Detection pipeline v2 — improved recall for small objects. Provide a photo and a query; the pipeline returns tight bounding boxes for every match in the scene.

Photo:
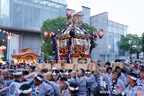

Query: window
[114,27,118,34]
[109,36,114,51]
[114,38,119,51]
[100,55,105,62]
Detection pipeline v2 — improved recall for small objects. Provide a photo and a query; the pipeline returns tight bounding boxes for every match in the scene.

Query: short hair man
[59,77,70,96]
[31,74,55,96]
[117,73,140,96]
[68,83,79,96]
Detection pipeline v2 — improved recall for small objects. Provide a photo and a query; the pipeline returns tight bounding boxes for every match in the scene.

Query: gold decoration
[50,30,55,37]
[68,13,83,25]
[93,29,98,36]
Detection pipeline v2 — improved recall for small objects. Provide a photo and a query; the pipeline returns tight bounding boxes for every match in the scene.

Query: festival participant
[123,65,130,77]
[130,63,140,78]
[8,69,14,81]
[52,70,60,84]
[5,70,36,96]
[31,74,55,96]
[0,71,10,96]
[97,68,125,96]
[95,67,106,87]
[59,69,64,78]
[67,71,77,84]
[29,66,35,73]
[85,70,97,96]
[117,73,141,96]
[47,70,61,96]
[105,67,112,77]
[105,62,111,68]
[68,83,79,96]
[64,69,72,80]
[59,77,70,96]
[115,66,127,86]
[7,70,27,96]
[76,68,87,96]
[137,68,144,87]
[40,68,48,74]
[18,84,32,96]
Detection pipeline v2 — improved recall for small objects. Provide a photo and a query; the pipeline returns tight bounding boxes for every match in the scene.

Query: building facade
[0,0,67,61]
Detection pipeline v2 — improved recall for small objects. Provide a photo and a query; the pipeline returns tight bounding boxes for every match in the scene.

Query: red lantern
[66,9,71,17]
[44,31,49,38]
[99,29,104,38]
[0,50,2,55]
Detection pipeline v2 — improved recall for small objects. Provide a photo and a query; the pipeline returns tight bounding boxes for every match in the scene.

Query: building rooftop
[109,20,128,27]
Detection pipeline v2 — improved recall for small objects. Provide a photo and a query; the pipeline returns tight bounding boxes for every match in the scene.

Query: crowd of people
[0,61,144,96]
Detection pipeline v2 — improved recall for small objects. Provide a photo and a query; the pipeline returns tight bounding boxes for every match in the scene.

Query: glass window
[109,36,114,51]
[23,2,33,29]
[34,4,42,26]
[114,38,119,51]
[114,27,118,34]
[43,6,51,21]
[13,1,23,28]
[0,0,10,26]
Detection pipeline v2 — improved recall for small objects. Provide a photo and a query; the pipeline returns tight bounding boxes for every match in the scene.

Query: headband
[52,71,59,75]
[65,71,70,75]
[13,72,22,75]
[60,80,67,84]
[34,74,43,81]
[18,88,32,94]
[128,75,137,80]
[69,86,79,91]
[85,71,91,74]
[112,72,118,74]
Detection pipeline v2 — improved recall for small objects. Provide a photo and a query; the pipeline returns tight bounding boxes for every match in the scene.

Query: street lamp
[8,36,11,40]
[108,45,111,49]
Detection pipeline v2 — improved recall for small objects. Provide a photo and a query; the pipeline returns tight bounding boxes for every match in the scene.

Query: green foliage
[141,33,144,52]
[41,16,97,57]
[118,34,142,54]
[41,17,67,57]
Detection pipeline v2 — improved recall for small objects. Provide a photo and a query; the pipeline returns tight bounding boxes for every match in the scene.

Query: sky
[67,0,144,37]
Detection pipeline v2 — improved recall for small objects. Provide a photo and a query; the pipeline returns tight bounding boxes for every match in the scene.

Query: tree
[119,34,142,60]
[141,33,144,60]
[41,16,97,58]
